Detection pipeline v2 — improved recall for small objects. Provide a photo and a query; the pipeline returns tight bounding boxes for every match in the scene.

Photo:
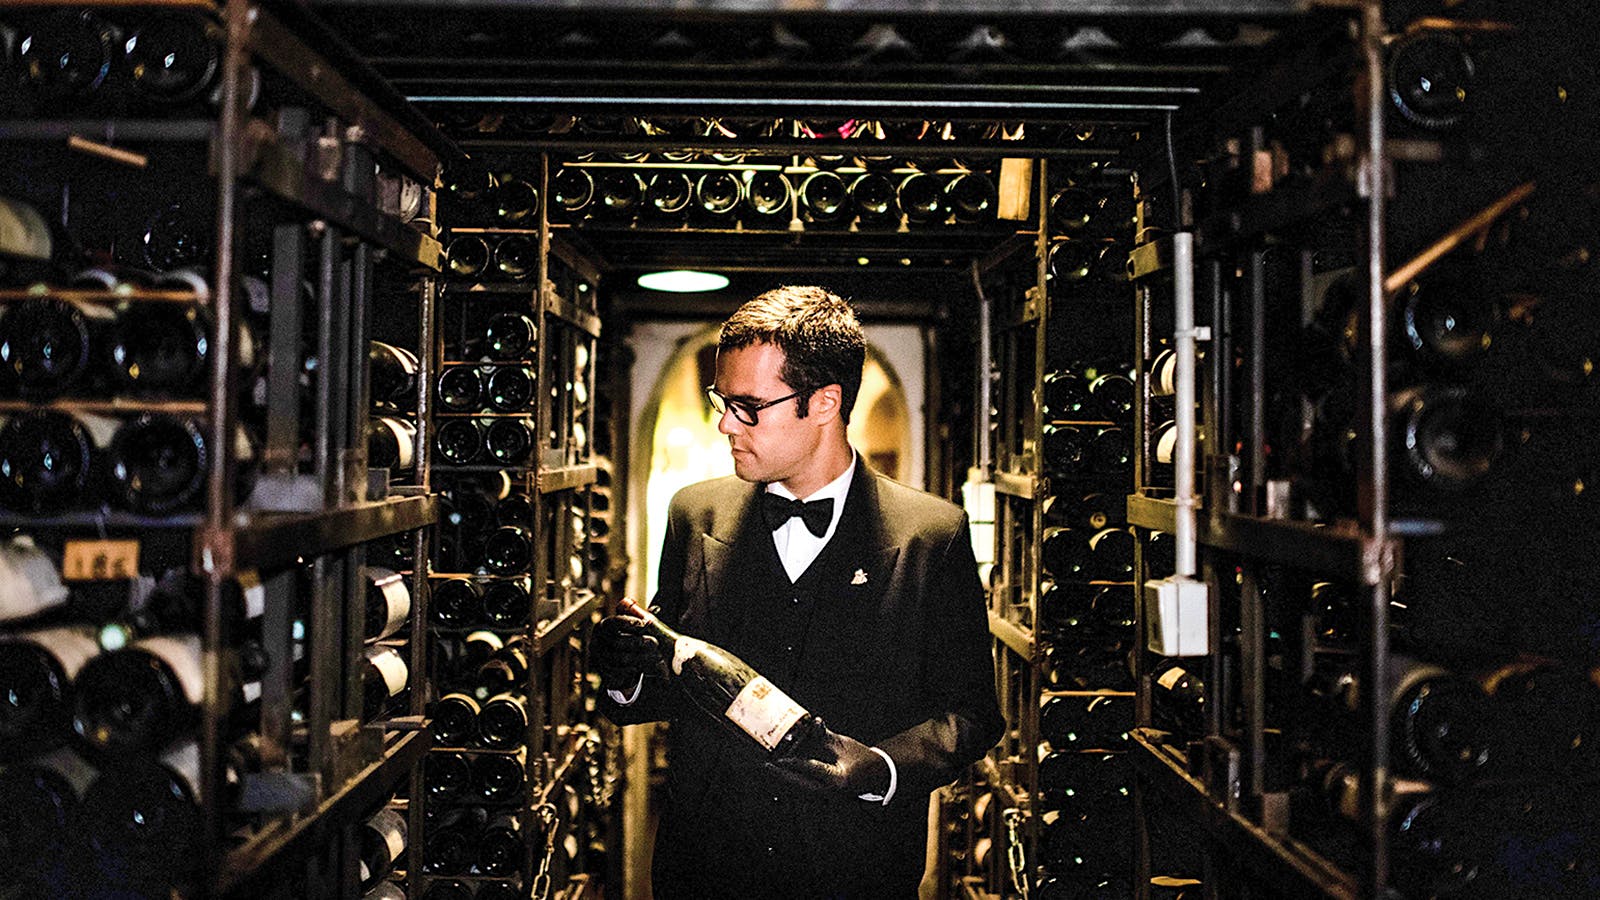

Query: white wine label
[242,679,261,704]
[374,807,407,863]
[366,646,409,697]
[672,636,707,676]
[0,196,51,261]
[4,625,101,679]
[139,634,205,704]
[376,418,416,469]
[366,567,412,641]
[1157,423,1179,465]
[1157,666,1186,691]
[725,676,808,752]
[0,536,70,620]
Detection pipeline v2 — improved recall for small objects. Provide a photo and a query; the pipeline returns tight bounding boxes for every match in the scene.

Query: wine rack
[0,1,453,896]
[1124,2,1600,899]
[417,147,617,900]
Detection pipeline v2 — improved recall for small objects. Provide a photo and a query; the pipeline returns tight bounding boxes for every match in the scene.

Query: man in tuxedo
[595,285,1004,899]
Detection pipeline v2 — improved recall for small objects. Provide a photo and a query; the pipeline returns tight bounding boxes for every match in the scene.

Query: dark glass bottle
[0,410,100,514]
[0,298,109,400]
[1039,749,1130,810]
[946,172,997,223]
[1085,527,1135,582]
[850,172,898,224]
[474,752,526,802]
[105,300,213,395]
[485,418,535,465]
[1087,372,1135,421]
[800,171,849,224]
[481,579,531,626]
[898,173,946,224]
[1386,31,1474,131]
[123,13,221,108]
[0,745,93,875]
[1040,693,1132,751]
[745,171,794,223]
[551,168,596,220]
[1086,426,1132,476]
[421,880,473,900]
[1048,187,1095,234]
[369,340,420,410]
[476,635,531,697]
[617,596,821,755]
[16,10,119,108]
[1041,527,1087,581]
[1042,370,1090,420]
[647,172,693,218]
[1042,424,1086,477]
[1039,580,1095,635]
[361,644,408,720]
[493,235,538,281]
[484,312,537,360]
[430,577,483,627]
[422,805,480,874]
[1392,384,1502,492]
[366,415,417,472]
[431,692,479,746]
[695,171,743,218]
[1048,241,1094,283]
[71,633,205,758]
[482,525,534,575]
[486,367,535,413]
[478,811,526,876]
[0,625,99,761]
[80,741,209,889]
[596,171,647,220]
[139,202,211,273]
[104,414,213,514]
[478,692,529,750]
[437,367,485,414]
[445,236,490,279]
[1151,659,1207,739]
[494,178,539,224]
[363,566,411,643]
[424,751,472,801]
[358,807,407,891]
[435,419,484,465]
[444,164,497,202]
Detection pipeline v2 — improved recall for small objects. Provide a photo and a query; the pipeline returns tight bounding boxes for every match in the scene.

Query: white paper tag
[1157,666,1185,691]
[725,676,808,752]
[672,636,706,676]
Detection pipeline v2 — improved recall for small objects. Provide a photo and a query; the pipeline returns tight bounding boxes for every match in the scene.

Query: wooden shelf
[1129,728,1359,900]
[228,494,439,573]
[217,728,432,897]
[537,463,599,494]
[988,611,1036,662]
[533,590,602,655]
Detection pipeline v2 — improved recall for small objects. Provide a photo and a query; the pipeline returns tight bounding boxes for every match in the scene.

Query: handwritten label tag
[62,539,140,582]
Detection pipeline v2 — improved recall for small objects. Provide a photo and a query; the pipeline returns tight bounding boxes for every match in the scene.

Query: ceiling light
[637,270,730,293]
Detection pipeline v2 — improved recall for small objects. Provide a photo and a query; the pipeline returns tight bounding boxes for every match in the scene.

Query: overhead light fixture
[637,270,730,293]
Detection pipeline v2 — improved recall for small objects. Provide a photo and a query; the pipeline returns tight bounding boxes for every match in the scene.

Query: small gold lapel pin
[851,569,869,585]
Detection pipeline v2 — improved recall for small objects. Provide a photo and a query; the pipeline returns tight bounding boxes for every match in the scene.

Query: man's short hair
[719,285,867,423]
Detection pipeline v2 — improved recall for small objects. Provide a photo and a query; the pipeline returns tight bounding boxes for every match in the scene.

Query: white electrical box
[1144,576,1210,656]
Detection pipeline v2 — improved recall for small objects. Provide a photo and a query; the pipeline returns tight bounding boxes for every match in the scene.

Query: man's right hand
[591,614,666,687]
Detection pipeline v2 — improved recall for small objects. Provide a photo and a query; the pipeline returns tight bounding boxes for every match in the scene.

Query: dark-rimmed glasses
[705,385,814,427]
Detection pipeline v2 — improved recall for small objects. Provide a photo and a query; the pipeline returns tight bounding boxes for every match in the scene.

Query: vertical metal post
[1172,232,1199,579]
[1359,2,1393,897]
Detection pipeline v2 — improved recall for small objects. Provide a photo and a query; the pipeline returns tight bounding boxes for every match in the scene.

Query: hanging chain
[530,801,560,900]
[1003,807,1030,900]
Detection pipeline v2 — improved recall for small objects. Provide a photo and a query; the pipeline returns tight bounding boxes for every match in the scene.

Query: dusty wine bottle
[616,596,819,754]
[358,806,408,891]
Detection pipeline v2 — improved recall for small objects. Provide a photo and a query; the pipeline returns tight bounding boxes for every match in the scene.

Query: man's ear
[811,384,843,422]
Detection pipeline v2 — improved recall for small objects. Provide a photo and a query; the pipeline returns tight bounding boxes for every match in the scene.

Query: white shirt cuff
[606,673,644,705]
[857,747,897,806]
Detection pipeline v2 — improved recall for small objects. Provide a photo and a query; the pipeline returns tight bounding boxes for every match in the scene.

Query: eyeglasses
[705,385,814,427]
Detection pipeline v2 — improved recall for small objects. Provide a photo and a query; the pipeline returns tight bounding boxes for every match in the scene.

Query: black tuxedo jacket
[601,457,1004,899]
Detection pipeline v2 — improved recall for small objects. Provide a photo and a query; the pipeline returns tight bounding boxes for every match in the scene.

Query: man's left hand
[768,719,891,803]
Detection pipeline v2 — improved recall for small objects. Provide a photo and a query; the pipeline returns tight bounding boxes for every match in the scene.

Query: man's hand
[591,614,665,687]
[768,719,893,803]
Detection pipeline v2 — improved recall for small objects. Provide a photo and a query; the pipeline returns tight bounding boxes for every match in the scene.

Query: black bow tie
[762,493,834,538]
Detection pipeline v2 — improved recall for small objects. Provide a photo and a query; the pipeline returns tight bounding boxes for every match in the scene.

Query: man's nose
[716,407,741,435]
